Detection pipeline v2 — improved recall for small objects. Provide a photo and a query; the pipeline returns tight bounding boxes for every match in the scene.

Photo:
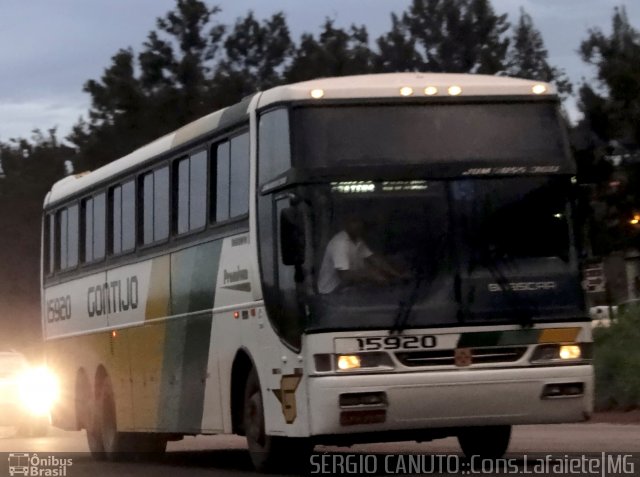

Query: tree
[375,13,423,72]
[506,9,572,95]
[286,20,375,82]
[217,12,292,94]
[68,0,225,171]
[0,130,75,345]
[580,6,640,146]
[404,0,510,74]
[577,7,640,254]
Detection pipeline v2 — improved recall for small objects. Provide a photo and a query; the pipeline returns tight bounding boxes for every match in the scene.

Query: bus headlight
[17,367,59,416]
[334,353,395,372]
[559,345,581,360]
[531,344,589,364]
[337,355,361,370]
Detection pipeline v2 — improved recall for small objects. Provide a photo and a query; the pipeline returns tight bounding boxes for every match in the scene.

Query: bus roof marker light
[532,84,547,95]
[310,88,325,99]
[424,86,438,96]
[399,86,414,97]
[448,85,462,96]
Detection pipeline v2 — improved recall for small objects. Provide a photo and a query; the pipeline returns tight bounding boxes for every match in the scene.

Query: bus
[42,73,593,471]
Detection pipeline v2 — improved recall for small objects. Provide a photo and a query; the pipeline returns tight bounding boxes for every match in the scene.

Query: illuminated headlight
[337,355,361,370]
[17,367,59,416]
[531,344,589,363]
[559,345,581,360]
[331,353,394,372]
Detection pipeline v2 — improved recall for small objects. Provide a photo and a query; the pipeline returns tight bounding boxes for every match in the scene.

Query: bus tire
[86,388,105,460]
[95,376,130,461]
[243,368,312,472]
[457,425,511,459]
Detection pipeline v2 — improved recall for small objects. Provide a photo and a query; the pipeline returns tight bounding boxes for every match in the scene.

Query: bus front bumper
[307,365,593,436]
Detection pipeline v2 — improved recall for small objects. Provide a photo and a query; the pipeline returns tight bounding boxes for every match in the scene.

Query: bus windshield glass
[292,102,569,170]
[303,177,580,331]
[453,177,571,268]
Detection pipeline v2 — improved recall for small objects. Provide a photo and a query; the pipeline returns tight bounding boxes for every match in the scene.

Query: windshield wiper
[391,266,425,334]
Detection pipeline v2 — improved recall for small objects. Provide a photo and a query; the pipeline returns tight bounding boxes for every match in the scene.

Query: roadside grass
[593,308,640,410]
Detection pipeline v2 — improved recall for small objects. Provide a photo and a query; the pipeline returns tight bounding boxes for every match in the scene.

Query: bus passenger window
[176,151,207,234]
[57,205,78,270]
[67,204,79,269]
[111,186,122,254]
[111,181,136,255]
[230,133,249,217]
[47,214,55,275]
[141,168,169,244]
[154,167,169,241]
[212,133,249,224]
[83,194,105,262]
[121,181,135,251]
[176,158,190,234]
[58,209,67,270]
[83,198,93,261]
[142,173,154,244]
[93,193,106,260]
[190,151,207,230]
[214,142,230,222]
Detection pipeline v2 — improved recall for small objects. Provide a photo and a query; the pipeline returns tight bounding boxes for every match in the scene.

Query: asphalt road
[0,422,639,476]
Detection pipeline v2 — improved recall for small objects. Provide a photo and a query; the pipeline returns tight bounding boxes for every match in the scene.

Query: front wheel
[458,425,512,459]
[243,368,312,472]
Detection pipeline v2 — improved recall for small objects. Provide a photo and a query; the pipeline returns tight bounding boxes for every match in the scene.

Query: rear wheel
[458,425,512,459]
[243,368,312,472]
[89,375,166,461]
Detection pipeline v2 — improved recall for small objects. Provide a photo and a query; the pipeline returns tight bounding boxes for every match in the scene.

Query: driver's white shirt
[318,231,373,294]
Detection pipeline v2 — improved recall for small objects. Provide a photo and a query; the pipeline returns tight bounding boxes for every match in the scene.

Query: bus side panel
[154,241,220,432]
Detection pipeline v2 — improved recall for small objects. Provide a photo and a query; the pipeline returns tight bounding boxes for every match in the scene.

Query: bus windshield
[303,177,581,331]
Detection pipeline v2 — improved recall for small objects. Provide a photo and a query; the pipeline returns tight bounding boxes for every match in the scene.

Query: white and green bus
[42,73,593,471]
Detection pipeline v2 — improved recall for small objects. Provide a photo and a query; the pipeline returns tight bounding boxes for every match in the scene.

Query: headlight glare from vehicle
[17,366,59,416]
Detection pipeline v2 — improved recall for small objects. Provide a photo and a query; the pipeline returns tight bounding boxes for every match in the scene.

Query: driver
[317,216,407,294]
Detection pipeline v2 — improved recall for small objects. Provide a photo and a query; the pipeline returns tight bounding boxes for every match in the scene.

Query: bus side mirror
[280,207,305,266]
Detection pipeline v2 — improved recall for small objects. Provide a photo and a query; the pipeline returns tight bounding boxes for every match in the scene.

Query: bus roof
[45,73,555,208]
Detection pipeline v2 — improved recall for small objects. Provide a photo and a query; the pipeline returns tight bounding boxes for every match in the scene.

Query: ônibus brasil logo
[8,453,72,476]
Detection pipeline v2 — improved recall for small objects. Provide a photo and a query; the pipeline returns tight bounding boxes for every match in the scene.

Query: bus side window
[82,194,106,263]
[57,204,78,271]
[175,151,207,234]
[211,132,249,224]
[230,133,249,217]
[213,141,230,223]
[141,167,169,245]
[111,180,136,254]
[46,213,55,275]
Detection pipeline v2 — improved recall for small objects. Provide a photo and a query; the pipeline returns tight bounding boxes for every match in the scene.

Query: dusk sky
[0,0,638,142]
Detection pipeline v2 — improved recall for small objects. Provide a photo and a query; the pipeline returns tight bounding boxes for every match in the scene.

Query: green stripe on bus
[158,239,222,432]
[457,329,540,348]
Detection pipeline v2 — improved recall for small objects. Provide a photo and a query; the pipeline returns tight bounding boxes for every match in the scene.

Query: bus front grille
[395,346,528,367]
